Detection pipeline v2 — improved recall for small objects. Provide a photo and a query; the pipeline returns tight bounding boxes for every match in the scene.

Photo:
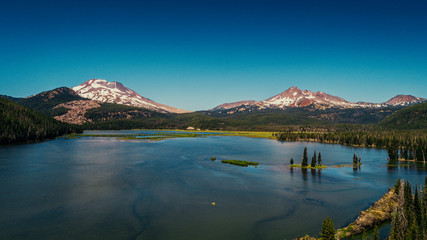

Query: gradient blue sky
[1,0,426,111]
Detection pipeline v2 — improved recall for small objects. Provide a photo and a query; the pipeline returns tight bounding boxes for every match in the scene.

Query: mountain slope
[213,87,424,110]
[384,95,425,106]
[0,97,82,144]
[14,87,85,117]
[264,86,354,108]
[72,79,191,113]
[379,102,427,129]
[214,100,257,110]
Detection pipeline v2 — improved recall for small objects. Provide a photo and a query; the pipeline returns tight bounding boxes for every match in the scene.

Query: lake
[0,130,425,240]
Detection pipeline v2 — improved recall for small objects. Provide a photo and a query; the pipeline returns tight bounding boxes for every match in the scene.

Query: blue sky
[1,0,426,111]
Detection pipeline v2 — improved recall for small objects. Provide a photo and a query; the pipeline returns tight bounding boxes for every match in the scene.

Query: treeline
[0,97,82,144]
[296,147,323,167]
[314,178,427,240]
[276,129,427,161]
[389,178,427,240]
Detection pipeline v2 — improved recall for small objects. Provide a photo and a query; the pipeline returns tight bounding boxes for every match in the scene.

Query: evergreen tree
[361,230,368,240]
[409,149,415,160]
[394,179,402,194]
[302,147,308,167]
[311,150,317,167]
[390,209,402,240]
[404,182,413,220]
[393,179,408,240]
[318,152,322,166]
[422,178,427,239]
[290,158,294,165]
[403,148,408,160]
[414,186,422,236]
[373,225,379,240]
[320,216,336,240]
[406,219,418,240]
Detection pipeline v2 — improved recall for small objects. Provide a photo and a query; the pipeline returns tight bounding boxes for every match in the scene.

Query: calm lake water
[0,130,426,240]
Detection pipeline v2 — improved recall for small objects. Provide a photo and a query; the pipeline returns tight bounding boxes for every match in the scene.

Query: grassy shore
[166,129,278,139]
[68,129,278,141]
[289,164,327,169]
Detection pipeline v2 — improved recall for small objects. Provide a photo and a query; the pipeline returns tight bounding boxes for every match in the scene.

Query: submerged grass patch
[225,131,277,139]
[289,164,327,169]
[221,160,259,167]
[70,132,220,141]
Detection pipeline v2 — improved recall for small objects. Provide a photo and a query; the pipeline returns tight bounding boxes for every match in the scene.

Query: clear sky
[1,0,426,111]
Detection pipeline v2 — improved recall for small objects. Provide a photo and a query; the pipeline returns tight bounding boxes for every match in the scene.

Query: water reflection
[387,159,427,173]
[353,164,361,173]
[0,132,425,240]
[301,168,308,181]
[311,168,316,177]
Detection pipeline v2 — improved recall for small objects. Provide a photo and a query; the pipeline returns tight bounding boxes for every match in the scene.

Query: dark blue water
[0,131,425,240]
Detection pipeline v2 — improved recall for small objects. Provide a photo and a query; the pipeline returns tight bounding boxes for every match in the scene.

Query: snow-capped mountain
[384,95,425,106]
[72,79,191,113]
[263,86,355,108]
[213,87,425,110]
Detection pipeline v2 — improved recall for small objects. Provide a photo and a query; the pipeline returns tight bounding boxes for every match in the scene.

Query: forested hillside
[13,87,85,117]
[379,102,427,129]
[0,97,82,144]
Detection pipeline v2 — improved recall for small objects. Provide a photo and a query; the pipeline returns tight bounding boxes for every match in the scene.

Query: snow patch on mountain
[72,79,191,113]
[213,86,425,110]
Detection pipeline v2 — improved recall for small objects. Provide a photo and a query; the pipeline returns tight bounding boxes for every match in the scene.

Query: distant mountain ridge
[72,79,191,113]
[213,87,425,111]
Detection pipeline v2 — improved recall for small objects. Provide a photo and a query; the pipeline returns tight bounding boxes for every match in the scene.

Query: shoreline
[336,188,398,239]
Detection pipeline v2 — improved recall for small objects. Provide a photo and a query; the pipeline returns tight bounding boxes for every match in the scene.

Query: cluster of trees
[387,137,426,162]
[296,147,322,167]
[0,97,82,144]
[389,178,427,240]
[317,178,427,240]
[353,153,361,164]
[319,217,380,240]
[277,130,427,162]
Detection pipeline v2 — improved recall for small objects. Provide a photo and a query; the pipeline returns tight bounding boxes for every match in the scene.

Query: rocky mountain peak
[385,95,425,106]
[72,79,191,113]
[212,87,425,111]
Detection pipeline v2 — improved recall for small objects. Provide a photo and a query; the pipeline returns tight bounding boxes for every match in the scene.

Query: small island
[289,148,364,170]
[221,160,259,167]
[289,147,326,169]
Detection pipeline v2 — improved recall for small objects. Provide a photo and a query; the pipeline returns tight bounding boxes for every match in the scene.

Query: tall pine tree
[373,225,379,240]
[311,150,317,167]
[302,147,308,167]
[353,153,358,164]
